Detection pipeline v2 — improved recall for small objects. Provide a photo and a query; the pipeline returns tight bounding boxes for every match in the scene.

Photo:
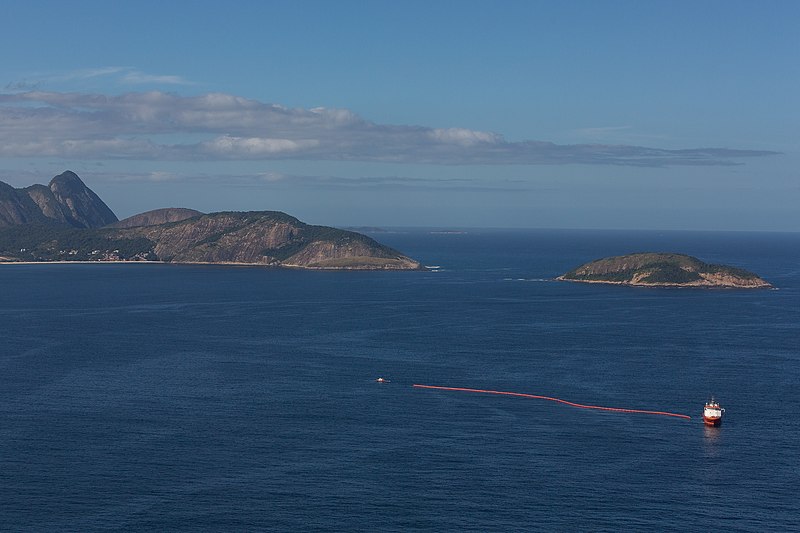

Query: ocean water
[1,229,798,531]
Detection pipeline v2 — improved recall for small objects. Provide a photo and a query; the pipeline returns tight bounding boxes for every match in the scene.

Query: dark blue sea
[1,229,798,532]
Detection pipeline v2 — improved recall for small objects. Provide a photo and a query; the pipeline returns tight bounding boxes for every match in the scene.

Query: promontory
[0,171,422,270]
[558,252,770,288]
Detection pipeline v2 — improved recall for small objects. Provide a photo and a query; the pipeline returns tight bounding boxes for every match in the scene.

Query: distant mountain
[0,171,118,228]
[109,208,203,228]
[0,172,422,270]
[558,252,770,288]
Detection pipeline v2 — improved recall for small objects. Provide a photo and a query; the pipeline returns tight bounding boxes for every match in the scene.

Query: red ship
[703,398,724,426]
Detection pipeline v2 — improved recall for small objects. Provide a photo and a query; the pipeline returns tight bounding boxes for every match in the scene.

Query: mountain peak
[0,171,118,228]
[50,170,81,182]
[48,170,85,192]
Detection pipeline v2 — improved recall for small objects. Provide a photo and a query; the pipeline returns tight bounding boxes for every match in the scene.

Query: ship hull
[703,401,723,426]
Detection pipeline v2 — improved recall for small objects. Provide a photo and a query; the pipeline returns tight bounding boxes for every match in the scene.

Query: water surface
[1,229,798,531]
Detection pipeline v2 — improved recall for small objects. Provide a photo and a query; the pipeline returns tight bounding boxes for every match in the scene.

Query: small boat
[376,377,390,383]
[703,398,724,426]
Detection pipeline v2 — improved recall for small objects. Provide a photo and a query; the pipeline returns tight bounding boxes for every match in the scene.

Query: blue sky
[1,1,797,230]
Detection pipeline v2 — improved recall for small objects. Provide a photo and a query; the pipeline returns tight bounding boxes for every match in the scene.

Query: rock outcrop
[0,171,118,228]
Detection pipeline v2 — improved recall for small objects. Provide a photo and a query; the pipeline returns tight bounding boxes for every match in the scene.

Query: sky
[1,1,798,231]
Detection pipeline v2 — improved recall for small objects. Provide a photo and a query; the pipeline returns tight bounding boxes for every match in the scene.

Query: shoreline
[0,260,168,266]
[555,276,772,289]
[0,260,423,271]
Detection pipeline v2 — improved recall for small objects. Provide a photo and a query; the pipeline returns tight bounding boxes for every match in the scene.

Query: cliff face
[0,181,47,226]
[0,171,118,228]
[559,252,770,288]
[48,171,119,228]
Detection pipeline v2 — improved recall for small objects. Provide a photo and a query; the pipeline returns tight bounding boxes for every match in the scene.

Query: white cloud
[430,128,502,146]
[201,136,320,156]
[309,107,361,125]
[0,90,778,166]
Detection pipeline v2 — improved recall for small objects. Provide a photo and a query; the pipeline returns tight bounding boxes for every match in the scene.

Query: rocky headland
[0,172,422,270]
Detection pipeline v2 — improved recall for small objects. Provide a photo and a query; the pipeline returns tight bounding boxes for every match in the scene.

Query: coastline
[555,276,772,289]
[0,260,167,266]
[0,260,423,271]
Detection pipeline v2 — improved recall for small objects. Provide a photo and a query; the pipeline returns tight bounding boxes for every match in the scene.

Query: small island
[558,252,771,289]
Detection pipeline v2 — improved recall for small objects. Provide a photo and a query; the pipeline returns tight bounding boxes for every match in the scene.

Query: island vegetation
[558,252,770,288]
[0,172,422,270]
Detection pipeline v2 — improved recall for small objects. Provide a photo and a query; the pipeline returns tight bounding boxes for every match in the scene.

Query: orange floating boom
[412,384,691,420]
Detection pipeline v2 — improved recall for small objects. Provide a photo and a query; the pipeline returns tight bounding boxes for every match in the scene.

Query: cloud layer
[0,90,777,166]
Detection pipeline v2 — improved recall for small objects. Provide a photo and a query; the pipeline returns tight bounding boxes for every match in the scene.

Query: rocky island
[0,171,422,270]
[558,252,770,289]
